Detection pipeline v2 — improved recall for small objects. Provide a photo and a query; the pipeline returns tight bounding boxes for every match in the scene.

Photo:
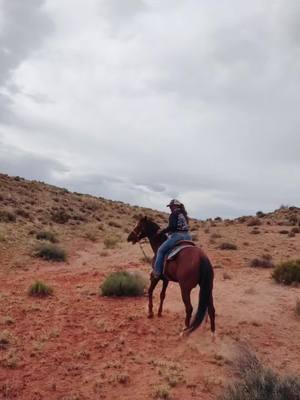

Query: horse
[127,216,215,335]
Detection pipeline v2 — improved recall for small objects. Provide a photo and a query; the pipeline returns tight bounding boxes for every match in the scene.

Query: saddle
[165,240,195,262]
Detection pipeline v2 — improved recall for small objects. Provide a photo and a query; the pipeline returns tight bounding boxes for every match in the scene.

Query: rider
[153,199,192,279]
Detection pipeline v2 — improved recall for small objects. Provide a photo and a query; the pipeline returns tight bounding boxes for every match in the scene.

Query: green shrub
[221,347,300,400]
[28,281,53,297]
[36,230,58,243]
[272,260,300,285]
[35,243,67,262]
[219,242,237,250]
[101,271,146,297]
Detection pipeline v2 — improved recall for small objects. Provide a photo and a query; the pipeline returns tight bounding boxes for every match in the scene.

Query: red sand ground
[1,225,300,400]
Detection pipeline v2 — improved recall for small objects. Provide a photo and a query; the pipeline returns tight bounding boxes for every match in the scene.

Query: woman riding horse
[153,199,192,279]
[127,210,215,335]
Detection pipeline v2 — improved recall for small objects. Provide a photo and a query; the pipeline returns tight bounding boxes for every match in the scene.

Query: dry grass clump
[153,386,170,399]
[250,254,274,268]
[108,220,122,228]
[0,210,16,223]
[36,230,58,243]
[84,231,98,242]
[291,227,300,234]
[28,281,53,297]
[272,260,300,285]
[0,330,11,349]
[51,209,70,224]
[100,271,146,297]
[104,235,120,249]
[247,218,262,227]
[211,233,222,239]
[219,242,237,250]
[35,243,67,261]
[279,230,289,234]
[221,346,300,400]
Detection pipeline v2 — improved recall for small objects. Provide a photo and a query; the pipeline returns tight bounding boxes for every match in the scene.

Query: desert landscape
[0,172,299,400]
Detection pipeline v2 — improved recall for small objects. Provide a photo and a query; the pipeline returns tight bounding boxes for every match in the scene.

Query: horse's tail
[188,256,214,333]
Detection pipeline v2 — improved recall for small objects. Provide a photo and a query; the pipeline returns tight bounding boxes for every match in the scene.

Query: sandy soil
[1,222,300,400]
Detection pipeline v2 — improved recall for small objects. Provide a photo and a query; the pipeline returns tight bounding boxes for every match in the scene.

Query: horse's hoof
[157,312,162,317]
[148,313,154,319]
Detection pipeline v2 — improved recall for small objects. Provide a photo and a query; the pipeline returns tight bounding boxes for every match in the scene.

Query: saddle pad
[166,244,195,260]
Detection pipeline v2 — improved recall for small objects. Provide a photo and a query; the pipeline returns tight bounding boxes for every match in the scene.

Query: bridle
[130,223,151,263]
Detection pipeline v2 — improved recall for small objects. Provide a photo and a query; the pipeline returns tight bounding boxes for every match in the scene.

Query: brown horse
[127,216,215,334]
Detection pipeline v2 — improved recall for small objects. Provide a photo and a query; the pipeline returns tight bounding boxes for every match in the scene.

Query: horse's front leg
[158,279,169,317]
[148,274,159,318]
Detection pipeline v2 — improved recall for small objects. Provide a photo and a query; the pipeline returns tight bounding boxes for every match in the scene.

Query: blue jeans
[154,231,192,275]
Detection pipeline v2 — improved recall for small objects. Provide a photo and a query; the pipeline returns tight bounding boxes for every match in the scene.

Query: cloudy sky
[0,0,299,218]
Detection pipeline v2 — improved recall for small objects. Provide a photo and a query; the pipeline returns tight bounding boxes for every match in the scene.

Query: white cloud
[0,0,299,218]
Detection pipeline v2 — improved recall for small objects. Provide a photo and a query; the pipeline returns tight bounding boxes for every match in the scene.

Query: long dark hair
[179,204,189,223]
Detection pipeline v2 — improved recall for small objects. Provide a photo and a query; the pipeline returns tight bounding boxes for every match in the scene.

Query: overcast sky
[0,0,299,218]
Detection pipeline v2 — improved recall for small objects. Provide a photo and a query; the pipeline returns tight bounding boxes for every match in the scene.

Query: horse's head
[127,216,159,244]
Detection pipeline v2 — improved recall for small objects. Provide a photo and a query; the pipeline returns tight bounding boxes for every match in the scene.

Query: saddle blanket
[166,244,195,260]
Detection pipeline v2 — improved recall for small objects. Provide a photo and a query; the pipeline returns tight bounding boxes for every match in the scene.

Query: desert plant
[220,347,300,400]
[250,254,274,268]
[104,236,120,249]
[35,243,67,261]
[28,281,53,297]
[219,242,237,250]
[101,271,146,297]
[84,232,97,242]
[36,230,58,243]
[247,218,262,227]
[153,386,170,399]
[0,331,11,349]
[108,220,122,228]
[0,210,16,223]
[279,230,289,234]
[51,209,70,224]
[272,259,300,285]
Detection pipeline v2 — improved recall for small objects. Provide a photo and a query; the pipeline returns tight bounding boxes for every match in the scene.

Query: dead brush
[220,345,300,400]
[35,243,67,262]
[219,242,237,250]
[250,254,274,268]
[0,210,16,223]
[36,230,58,243]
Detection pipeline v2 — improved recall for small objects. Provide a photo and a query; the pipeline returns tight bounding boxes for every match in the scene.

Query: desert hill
[0,172,299,400]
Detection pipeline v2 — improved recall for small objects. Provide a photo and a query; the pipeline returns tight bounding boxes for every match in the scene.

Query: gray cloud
[0,140,68,181]
[0,0,299,218]
[0,0,53,122]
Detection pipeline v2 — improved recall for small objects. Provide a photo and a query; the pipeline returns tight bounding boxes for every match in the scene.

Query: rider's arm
[160,213,178,235]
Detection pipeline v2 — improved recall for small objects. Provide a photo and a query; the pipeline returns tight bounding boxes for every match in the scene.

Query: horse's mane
[143,217,160,236]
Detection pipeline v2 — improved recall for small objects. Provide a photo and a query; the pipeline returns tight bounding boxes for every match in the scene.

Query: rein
[138,240,151,264]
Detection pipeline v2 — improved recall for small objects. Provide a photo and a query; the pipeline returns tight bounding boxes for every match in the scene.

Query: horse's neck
[148,234,165,254]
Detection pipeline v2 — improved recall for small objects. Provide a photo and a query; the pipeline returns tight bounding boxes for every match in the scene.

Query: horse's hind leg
[180,285,193,329]
[148,276,159,318]
[208,294,216,333]
[158,279,169,317]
